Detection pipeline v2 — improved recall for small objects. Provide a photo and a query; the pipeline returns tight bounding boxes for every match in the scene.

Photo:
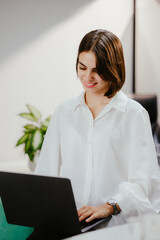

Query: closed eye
[78,61,97,72]
[79,67,86,70]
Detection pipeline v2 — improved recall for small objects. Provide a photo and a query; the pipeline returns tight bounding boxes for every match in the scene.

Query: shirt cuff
[113,192,136,220]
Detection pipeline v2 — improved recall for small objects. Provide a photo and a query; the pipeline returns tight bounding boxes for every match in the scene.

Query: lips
[84,81,97,88]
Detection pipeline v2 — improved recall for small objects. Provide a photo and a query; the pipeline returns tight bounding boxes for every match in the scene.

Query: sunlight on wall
[0,0,133,172]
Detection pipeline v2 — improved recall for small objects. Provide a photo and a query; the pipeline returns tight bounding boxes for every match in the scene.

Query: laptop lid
[0,171,81,236]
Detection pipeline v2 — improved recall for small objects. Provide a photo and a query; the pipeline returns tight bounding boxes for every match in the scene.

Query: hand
[78,203,113,223]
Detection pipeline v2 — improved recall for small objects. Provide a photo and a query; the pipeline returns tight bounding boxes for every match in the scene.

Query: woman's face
[77,51,109,96]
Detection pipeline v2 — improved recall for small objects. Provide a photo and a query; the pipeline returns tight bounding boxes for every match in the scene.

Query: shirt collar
[73,92,86,111]
[73,90,128,113]
[110,90,128,113]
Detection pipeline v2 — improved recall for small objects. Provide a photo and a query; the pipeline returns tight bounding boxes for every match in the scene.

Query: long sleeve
[33,92,160,224]
[113,107,160,220]
[35,108,61,176]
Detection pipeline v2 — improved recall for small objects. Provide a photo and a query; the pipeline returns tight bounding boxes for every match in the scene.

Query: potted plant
[16,104,51,165]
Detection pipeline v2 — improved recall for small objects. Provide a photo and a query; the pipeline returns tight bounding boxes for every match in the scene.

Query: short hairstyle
[76,29,126,98]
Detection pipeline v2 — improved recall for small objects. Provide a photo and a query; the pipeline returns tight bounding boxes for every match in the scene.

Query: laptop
[0,171,111,237]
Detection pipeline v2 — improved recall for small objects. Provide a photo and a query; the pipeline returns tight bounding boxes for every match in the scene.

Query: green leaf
[25,133,32,153]
[41,125,47,134]
[19,113,37,122]
[24,125,37,131]
[27,104,42,121]
[27,151,34,162]
[16,133,29,146]
[31,129,43,151]
[43,115,52,126]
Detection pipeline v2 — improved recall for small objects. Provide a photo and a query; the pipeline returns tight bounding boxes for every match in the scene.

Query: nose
[83,70,93,82]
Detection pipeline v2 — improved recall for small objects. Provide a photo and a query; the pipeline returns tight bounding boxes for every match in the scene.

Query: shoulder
[55,93,83,115]
[48,95,81,126]
[126,97,144,112]
[125,96,150,123]
[114,91,147,116]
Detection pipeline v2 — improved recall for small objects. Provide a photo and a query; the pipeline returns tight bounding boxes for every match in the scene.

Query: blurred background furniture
[128,93,160,166]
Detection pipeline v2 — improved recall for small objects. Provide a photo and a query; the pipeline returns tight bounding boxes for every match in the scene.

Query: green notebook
[0,198,33,240]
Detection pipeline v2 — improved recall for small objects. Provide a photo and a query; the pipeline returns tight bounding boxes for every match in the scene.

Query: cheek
[95,74,104,82]
[77,70,83,80]
[98,77,107,84]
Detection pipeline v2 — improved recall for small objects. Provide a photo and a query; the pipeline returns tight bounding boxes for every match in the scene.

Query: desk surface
[66,215,160,240]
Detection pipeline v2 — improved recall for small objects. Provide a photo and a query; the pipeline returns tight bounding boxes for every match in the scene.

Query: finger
[78,205,88,211]
[85,213,98,222]
[78,208,87,217]
[79,210,93,222]
[78,206,91,217]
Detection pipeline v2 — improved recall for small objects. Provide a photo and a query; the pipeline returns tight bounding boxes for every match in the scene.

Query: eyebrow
[78,61,97,70]
[78,61,86,67]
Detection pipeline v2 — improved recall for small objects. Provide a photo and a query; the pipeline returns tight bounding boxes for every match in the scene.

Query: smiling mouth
[84,81,97,88]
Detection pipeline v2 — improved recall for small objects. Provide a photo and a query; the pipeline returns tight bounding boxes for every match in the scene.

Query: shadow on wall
[0,0,94,64]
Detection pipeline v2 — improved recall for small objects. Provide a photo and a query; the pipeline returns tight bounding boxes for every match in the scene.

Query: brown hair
[76,29,125,98]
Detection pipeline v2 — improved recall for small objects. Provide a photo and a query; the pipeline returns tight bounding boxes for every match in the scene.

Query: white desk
[66,215,160,240]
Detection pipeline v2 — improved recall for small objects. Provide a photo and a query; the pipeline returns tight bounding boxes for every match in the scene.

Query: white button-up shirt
[35,91,160,223]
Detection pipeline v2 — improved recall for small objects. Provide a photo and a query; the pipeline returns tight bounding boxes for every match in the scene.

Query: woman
[34,29,160,235]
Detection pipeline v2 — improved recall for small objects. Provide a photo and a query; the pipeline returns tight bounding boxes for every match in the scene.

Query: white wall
[136,0,160,123]
[0,0,133,169]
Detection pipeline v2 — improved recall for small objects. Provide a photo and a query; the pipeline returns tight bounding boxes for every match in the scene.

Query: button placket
[83,116,94,205]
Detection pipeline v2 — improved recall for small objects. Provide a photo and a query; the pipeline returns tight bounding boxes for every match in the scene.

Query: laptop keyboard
[80,218,105,230]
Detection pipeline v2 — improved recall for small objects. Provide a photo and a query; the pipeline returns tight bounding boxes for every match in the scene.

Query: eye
[79,66,86,70]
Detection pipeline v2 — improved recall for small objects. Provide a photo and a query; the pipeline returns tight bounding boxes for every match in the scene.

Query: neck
[85,92,110,108]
